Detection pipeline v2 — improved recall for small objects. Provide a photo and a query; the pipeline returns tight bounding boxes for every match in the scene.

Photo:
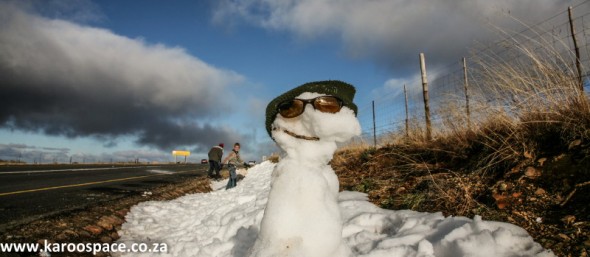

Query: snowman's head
[266,81,361,148]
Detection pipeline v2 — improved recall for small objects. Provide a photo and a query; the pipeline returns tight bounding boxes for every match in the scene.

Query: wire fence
[357,3,590,146]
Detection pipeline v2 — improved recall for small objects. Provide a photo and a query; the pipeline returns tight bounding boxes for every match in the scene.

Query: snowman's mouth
[274,127,320,141]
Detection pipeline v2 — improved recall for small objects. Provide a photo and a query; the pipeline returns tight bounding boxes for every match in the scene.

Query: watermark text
[1,240,168,255]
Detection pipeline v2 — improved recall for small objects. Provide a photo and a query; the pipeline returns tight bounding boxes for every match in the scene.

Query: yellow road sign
[172,150,190,156]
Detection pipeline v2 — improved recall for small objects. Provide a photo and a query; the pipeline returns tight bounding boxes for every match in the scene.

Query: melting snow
[116,161,554,257]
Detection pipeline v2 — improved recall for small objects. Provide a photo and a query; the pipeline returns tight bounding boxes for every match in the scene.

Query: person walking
[207,143,224,179]
[222,142,245,189]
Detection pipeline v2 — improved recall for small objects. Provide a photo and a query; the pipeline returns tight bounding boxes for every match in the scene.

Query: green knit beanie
[265,80,358,138]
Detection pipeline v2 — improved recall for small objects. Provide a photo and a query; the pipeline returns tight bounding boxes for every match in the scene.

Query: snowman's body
[249,92,360,257]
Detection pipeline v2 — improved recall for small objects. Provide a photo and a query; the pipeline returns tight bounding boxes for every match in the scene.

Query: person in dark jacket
[207,143,224,179]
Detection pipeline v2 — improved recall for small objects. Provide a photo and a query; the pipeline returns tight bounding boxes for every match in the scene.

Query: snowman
[248,81,361,257]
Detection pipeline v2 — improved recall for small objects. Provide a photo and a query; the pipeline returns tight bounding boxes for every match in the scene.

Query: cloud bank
[213,0,573,75]
[0,2,244,151]
[0,143,173,163]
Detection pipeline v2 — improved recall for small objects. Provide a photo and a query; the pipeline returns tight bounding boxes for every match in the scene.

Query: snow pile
[340,191,553,257]
[116,161,554,257]
[117,162,273,257]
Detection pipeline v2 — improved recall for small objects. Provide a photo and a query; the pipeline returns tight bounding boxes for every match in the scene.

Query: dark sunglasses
[277,96,344,118]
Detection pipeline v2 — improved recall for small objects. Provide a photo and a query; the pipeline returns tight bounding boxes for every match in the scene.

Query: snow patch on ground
[116,161,555,257]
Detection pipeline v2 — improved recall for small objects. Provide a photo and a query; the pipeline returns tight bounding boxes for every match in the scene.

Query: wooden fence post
[568,6,584,91]
[404,84,409,138]
[419,53,432,141]
[372,100,377,148]
[463,57,471,130]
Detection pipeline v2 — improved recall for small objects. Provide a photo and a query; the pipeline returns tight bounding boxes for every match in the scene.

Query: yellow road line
[0,170,194,197]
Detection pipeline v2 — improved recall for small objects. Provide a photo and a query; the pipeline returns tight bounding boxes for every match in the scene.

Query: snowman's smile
[273,127,320,141]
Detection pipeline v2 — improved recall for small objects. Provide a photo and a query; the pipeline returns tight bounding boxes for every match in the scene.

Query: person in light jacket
[222,142,245,189]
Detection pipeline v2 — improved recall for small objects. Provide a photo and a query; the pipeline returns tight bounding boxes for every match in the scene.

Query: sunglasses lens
[278,99,304,118]
[314,96,343,113]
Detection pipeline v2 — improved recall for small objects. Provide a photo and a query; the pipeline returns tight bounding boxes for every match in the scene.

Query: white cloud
[0,2,246,151]
[213,0,575,73]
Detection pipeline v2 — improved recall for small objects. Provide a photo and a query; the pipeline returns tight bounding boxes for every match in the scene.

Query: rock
[558,233,570,241]
[110,231,120,240]
[395,187,406,194]
[555,194,563,202]
[97,218,113,231]
[561,215,576,225]
[568,139,582,150]
[95,251,109,257]
[524,150,533,159]
[83,225,103,235]
[492,193,508,209]
[55,232,68,241]
[537,157,547,166]
[534,188,547,196]
[64,229,77,235]
[78,230,92,238]
[37,239,50,245]
[524,166,541,178]
[109,215,124,226]
[100,236,112,243]
[97,215,124,230]
[554,153,566,161]
[497,181,513,191]
[584,239,590,247]
[116,209,129,218]
[506,166,520,176]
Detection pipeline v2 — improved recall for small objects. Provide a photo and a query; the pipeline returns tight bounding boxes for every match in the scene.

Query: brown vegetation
[333,105,590,256]
[332,29,590,256]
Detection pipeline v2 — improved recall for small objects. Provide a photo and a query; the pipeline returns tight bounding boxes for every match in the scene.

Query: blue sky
[0,0,583,163]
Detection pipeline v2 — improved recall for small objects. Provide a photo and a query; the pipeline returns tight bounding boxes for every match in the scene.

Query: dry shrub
[334,22,590,215]
[267,153,281,163]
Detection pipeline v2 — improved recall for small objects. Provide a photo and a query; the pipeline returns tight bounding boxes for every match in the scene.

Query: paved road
[0,164,208,232]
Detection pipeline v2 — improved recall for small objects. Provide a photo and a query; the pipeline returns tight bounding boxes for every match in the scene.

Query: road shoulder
[0,176,211,257]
